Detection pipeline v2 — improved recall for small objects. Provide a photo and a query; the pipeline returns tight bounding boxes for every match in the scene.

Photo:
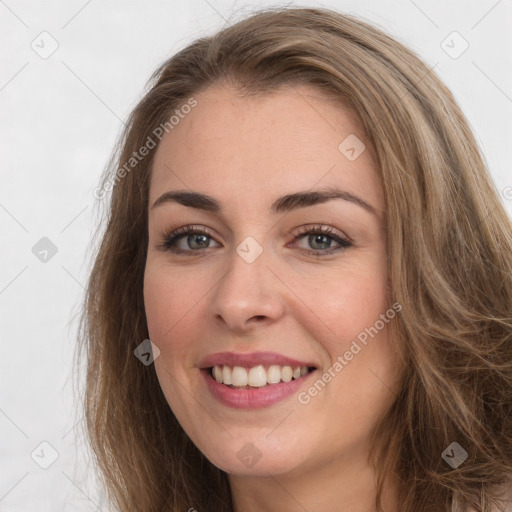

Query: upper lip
[198,351,318,369]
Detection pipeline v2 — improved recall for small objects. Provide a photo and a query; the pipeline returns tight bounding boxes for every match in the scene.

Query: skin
[144,83,403,511]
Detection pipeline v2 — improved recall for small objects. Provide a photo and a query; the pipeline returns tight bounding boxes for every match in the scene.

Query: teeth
[231,366,248,386]
[213,365,223,383]
[210,364,312,387]
[267,365,281,384]
[248,365,267,387]
[222,365,232,385]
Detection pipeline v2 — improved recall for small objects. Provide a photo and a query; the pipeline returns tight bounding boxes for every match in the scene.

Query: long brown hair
[76,7,512,511]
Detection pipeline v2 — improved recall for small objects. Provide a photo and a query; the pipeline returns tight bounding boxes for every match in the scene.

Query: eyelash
[156,224,352,258]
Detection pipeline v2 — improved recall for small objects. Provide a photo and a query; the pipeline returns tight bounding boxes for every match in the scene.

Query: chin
[198,433,308,476]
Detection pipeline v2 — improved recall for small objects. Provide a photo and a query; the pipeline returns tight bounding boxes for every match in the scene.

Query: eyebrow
[151,186,378,216]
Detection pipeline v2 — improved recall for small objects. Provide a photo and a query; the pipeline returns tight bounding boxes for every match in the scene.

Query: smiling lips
[212,364,310,388]
[199,351,318,408]
[199,350,318,369]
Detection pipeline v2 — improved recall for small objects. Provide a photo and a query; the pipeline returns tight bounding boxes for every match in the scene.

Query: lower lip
[201,368,317,409]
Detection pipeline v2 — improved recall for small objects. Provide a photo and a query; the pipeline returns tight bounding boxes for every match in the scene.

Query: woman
[78,6,512,512]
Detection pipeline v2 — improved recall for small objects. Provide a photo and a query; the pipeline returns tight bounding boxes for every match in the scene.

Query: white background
[0,0,511,510]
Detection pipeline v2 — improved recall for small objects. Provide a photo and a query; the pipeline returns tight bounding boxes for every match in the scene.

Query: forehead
[149,83,384,215]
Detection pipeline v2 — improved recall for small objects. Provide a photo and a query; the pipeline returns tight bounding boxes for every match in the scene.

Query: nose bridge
[209,235,284,331]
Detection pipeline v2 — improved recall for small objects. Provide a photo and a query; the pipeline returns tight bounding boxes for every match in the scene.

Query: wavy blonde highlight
[77,7,512,511]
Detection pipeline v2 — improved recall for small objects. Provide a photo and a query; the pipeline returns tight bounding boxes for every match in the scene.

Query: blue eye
[157,224,352,257]
[292,225,352,256]
[159,226,220,253]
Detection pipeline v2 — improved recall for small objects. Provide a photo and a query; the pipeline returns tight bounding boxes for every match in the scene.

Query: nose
[209,242,285,333]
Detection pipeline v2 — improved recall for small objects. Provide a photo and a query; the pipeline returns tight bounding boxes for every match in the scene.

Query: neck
[228,448,400,512]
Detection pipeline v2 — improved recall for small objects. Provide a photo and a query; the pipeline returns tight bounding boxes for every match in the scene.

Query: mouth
[198,351,320,408]
[205,364,317,389]
[201,364,318,409]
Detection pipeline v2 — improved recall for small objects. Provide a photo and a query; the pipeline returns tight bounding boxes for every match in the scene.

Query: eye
[156,223,352,257]
[157,225,221,254]
[290,224,352,257]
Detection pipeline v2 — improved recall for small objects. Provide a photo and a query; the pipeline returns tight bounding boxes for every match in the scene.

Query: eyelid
[155,224,218,252]
[157,223,353,256]
[289,224,352,256]
[293,223,352,243]
[159,223,350,242]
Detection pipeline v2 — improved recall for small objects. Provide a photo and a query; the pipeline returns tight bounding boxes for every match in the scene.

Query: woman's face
[144,83,401,478]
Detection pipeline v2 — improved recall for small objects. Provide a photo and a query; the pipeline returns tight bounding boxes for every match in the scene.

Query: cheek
[144,250,390,366]
[143,261,207,347]
[143,259,225,388]
[143,264,205,418]
[289,259,390,352]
